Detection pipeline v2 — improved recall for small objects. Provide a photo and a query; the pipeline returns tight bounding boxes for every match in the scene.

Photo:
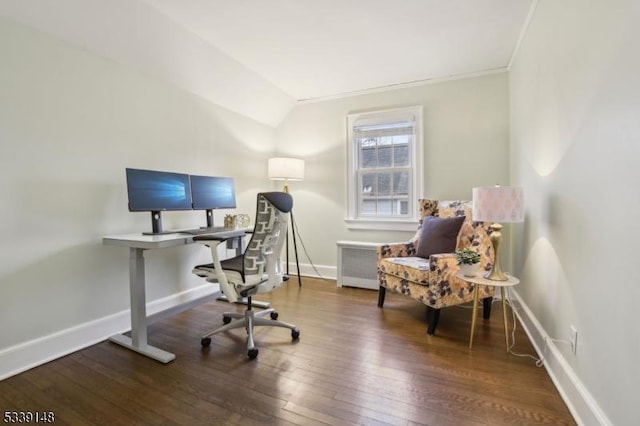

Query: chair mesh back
[243,193,286,277]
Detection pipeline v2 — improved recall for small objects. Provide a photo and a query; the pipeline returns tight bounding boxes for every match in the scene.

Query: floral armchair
[377,199,495,335]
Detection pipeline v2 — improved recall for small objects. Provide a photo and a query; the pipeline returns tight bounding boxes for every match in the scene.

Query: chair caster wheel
[201,337,211,347]
[223,316,231,324]
[270,311,279,320]
[248,348,259,359]
[291,329,300,340]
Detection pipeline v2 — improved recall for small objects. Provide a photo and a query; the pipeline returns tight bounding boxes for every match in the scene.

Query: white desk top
[455,271,520,287]
[103,229,246,250]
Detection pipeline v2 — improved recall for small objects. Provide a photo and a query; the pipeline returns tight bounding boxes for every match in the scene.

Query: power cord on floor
[458,288,544,367]
[503,291,544,367]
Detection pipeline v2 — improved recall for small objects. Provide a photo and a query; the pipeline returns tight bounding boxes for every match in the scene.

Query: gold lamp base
[486,222,508,281]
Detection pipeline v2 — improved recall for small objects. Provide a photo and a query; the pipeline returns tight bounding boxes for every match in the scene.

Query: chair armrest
[428,253,462,289]
[428,253,457,271]
[193,237,240,303]
[429,252,490,274]
[428,252,494,304]
[377,241,417,261]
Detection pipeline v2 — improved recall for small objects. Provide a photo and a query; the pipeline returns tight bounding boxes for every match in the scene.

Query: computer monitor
[126,168,192,234]
[190,175,236,228]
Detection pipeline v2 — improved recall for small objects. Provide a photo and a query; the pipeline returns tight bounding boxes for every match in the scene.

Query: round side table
[456,271,520,351]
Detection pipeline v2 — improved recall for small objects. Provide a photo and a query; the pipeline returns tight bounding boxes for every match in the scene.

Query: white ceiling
[0,0,534,125]
[143,0,534,101]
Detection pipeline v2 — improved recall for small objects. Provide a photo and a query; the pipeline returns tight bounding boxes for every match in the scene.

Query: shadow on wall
[518,189,579,345]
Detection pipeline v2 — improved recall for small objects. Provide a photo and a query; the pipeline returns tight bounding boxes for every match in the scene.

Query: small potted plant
[454,247,481,277]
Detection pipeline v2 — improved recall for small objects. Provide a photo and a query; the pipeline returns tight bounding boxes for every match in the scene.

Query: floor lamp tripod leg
[291,213,302,287]
[285,228,290,276]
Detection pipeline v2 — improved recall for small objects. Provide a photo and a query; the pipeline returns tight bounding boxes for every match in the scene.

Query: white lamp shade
[268,157,305,181]
[472,186,524,223]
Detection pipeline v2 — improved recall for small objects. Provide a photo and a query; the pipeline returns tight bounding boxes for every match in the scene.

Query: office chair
[192,192,300,359]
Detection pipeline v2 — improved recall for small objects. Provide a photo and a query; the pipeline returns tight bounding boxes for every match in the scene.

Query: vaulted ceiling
[143,0,533,100]
[1,0,533,125]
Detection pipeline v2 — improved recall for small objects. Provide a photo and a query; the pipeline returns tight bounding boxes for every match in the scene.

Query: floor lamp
[472,185,524,281]
[268,157,304,286]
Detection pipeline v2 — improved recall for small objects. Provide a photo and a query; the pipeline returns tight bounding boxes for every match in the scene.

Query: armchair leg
[377,286,386,307]
[426,307,441,335]
[482,297,493,319]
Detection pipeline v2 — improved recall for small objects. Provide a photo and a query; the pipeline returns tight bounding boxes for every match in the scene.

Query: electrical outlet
[570,325,578,354]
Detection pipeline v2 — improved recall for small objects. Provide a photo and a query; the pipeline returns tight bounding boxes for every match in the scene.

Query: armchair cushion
[382,257,430,284]
[416,215,465,259]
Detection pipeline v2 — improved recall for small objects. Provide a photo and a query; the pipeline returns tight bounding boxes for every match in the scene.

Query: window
[346,106,423,230]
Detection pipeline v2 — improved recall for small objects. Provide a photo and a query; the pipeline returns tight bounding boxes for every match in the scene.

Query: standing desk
[103,229,245,363]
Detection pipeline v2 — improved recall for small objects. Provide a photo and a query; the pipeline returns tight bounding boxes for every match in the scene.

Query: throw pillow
[416,215,466,259]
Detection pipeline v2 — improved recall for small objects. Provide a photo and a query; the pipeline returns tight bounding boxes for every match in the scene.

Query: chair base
[200,300,300,359]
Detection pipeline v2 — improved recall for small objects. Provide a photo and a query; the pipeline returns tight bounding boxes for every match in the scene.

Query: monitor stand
[142,211,173,235]
[200,209,214,229]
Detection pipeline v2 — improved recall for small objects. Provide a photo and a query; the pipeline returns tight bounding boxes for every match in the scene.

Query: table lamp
[268,157,305,193]
[472,186,524,281]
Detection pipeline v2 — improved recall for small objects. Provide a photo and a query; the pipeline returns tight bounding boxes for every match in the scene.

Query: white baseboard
[287,261,336,282]
[0,284,220,381]
[510,290,611,426]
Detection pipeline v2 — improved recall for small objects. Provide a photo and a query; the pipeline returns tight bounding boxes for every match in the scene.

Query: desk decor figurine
[224,214,237,229]
[223,213,250,229]
[235,214,250,228]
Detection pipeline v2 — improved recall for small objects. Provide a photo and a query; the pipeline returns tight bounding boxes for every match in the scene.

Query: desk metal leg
[469,284,480,349]
[502,287,509,352]
[109,247,176,363]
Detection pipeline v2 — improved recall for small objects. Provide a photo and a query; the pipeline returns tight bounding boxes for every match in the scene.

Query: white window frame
[346,106,423,231]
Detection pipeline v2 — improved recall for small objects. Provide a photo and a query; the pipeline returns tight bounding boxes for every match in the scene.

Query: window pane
[393,135,410,144]
[361,173,375,194]
[393,144,409,167]
[358,168,410,218]
[361,137,376,148]
[360,144,377,168]
[378,145,392,167]
[377,173,391,196]
[393,171,409,195]
[361,200,376,216]
[400,200,409,215]
[379,136,393,146]
[376,200,392,215]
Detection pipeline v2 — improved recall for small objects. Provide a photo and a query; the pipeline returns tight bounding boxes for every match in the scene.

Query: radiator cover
[336,241,380,290]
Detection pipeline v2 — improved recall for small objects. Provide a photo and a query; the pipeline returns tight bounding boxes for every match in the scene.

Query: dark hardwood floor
[1,278,575,425]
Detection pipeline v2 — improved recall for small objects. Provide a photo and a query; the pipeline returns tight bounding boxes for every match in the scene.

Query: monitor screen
[190,175,236,210]
[126,168,192,212]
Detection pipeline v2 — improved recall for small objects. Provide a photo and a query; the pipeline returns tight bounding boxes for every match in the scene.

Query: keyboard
[182,227,234,235]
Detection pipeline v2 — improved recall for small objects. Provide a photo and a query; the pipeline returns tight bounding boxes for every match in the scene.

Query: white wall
[0,0,295,127]
[0,17,276,376]
[276,73,511,270]
[509,1,640,424]
[1,12,511,380]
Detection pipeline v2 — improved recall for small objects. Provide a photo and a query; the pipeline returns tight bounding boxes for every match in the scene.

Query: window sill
[344,218,419,232]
